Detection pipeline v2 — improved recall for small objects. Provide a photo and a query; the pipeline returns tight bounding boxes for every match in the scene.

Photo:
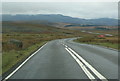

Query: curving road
[4,38,118,81]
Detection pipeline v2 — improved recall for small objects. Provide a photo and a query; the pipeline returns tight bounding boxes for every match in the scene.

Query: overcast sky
[2,2,118,19]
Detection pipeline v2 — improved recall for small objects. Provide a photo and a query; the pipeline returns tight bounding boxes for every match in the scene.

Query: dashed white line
[65,45,68,48]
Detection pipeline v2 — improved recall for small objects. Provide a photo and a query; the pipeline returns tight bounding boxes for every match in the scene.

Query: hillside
[2,21,75,34]
[2,14,118,26]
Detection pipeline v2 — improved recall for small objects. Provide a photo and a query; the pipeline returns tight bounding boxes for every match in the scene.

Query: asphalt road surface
[4,38,118,81]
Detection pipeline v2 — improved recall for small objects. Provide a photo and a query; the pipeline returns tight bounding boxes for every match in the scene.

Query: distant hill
[2,14,118,26]
[2,21,76,34]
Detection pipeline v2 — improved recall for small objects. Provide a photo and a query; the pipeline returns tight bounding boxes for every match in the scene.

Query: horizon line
[1,13,118,19]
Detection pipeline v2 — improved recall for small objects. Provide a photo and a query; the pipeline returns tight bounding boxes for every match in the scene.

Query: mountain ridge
[2,14,118,26]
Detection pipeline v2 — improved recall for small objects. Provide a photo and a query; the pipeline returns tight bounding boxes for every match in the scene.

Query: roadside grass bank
[2,41,47,74]
[74,36,119,50]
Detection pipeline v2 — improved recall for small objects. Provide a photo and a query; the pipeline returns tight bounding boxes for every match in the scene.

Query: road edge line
[3,43,47,81]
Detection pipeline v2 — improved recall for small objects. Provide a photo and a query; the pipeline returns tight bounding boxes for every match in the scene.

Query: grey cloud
[2,2,118,19]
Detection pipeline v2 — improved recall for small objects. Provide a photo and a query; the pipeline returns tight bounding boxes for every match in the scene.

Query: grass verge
[2,41,47,74]
[75,37,119,50]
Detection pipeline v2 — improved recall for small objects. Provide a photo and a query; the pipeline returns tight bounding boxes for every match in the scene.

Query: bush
[8,39,23,48]
[2,39,23,51]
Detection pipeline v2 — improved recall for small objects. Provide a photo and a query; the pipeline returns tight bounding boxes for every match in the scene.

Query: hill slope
[2,14,118,26]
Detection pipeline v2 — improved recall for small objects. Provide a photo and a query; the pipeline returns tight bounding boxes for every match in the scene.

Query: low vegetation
[75,30,119,50]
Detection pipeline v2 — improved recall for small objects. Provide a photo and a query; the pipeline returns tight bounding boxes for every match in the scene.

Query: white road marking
[65,46,108,81]
[62,43,68,47]
[65,45,68,48]
[63,44,65,46]
[65,48,95,80]
[68,48,107,80]
[3,43,47,81]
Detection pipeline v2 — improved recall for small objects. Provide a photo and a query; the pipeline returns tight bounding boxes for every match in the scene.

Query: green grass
[75,37,119,50]
[86,42,118,49]
[74,29,119,50]
[2,41,47,74]
[95,43,118,49]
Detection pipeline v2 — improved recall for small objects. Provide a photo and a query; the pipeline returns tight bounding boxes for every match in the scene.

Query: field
[75,30,119,50]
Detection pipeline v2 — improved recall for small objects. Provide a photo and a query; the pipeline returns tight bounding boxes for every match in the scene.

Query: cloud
[2,2,118,19]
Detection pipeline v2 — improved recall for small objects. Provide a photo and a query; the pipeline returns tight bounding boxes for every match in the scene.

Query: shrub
[8,39,23,48]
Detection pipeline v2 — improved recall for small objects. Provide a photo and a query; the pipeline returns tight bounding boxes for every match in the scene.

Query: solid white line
[65,48,95,80]
[68,48,108,81]
[3,43,47,81]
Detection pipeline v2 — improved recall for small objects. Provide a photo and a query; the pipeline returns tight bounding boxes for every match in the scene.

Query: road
[4,38,118,81]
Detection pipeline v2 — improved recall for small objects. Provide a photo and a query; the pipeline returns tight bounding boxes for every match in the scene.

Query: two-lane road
[4,38,118,81]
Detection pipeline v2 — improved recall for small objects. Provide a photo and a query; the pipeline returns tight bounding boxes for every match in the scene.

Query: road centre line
[64,44,108,81]
[65,45,68,48]
[68,48,107,80]
[3,43,48,81]
[65,48,95,80]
